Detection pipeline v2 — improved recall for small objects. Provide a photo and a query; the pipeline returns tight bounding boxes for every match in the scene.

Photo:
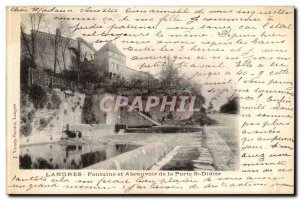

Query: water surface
[20,143,139,169]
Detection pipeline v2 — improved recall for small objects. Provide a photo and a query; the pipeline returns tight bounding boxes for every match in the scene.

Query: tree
[78,61,108,87]
[58,21,73,71]
[220,96,239,114]
[49,28,61,73]
[128,72,157,90]
[158,58,206,108]
[48,21,73,73]
[159,58,181,90]
[21,13,45,66]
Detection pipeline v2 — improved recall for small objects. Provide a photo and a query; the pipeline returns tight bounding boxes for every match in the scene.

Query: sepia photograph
[19,13,239,171]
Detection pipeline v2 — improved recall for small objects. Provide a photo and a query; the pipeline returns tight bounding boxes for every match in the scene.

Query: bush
[175,113,217,126]
[46,102,53,110]
[20,124,32,136]
[21,116,27,124]
[29,84,49,109]
[39,118,48,129]
[19,154,32,169]
[27,109,36,121]
[50,91,62,109]
[20,58,35,89]
[220,97,239,114]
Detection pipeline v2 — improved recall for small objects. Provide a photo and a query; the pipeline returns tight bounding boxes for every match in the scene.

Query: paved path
[204,113,239,171]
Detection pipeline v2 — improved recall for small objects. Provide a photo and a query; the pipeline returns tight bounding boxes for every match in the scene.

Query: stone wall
[82,93,157,127]
[120,110,154,127]
[204,131,236,171]
[85,139,176,170]
[69,124,114,133]
[21,31,95,72]
[20,89,85,145]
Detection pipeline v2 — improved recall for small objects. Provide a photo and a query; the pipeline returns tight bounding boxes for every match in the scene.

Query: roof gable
[76,37,96,52]
[97,42,125,56]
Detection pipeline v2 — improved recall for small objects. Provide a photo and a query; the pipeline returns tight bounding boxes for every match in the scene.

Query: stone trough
[85,138,176,170]
[125,125,203,133]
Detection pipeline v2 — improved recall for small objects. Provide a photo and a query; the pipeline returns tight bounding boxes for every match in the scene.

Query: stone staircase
[153,131,215,171]
[124,105,162,126]
[192,147,215,171]
[177,131,215,171]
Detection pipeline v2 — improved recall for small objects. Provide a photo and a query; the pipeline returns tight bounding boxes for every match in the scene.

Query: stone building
[21,29,96,72]
[94,41,142,80]
[94,42,126,80]
[21,30,143,81]
[21,30,163,128]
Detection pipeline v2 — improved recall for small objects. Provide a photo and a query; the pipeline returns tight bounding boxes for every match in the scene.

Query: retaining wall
[69,124,114,132]
[204,131,234,171]
[85,139,176,170]
[125,125,203,133]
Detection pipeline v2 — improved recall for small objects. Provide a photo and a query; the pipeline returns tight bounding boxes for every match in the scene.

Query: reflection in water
[81,151,106,168]
[20,143,139,169]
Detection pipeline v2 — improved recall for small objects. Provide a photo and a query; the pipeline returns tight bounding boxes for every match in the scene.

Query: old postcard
[6,6,294,194]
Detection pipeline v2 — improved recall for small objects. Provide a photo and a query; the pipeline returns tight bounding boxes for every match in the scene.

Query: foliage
[20,124,32,136]
[81,95,100,124]
[29,84,49,109]
[50,91,62,109]
[19,154,32,169]
[60,70,78,83]
[79,61,109,86]
[220,97,239,114]
[20,108,36,136]
[200,106,206,113]
[175,113,217,126]
[39,117,48,129]
[159,62,181,89]
[20,57,36,88]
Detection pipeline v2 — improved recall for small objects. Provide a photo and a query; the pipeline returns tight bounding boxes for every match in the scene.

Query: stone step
[193,160,213,166]
[198,156,213,161]
[199,148,210,152]
[193,158,213,165]
[199,153,212,157]
[194,164,215,171]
